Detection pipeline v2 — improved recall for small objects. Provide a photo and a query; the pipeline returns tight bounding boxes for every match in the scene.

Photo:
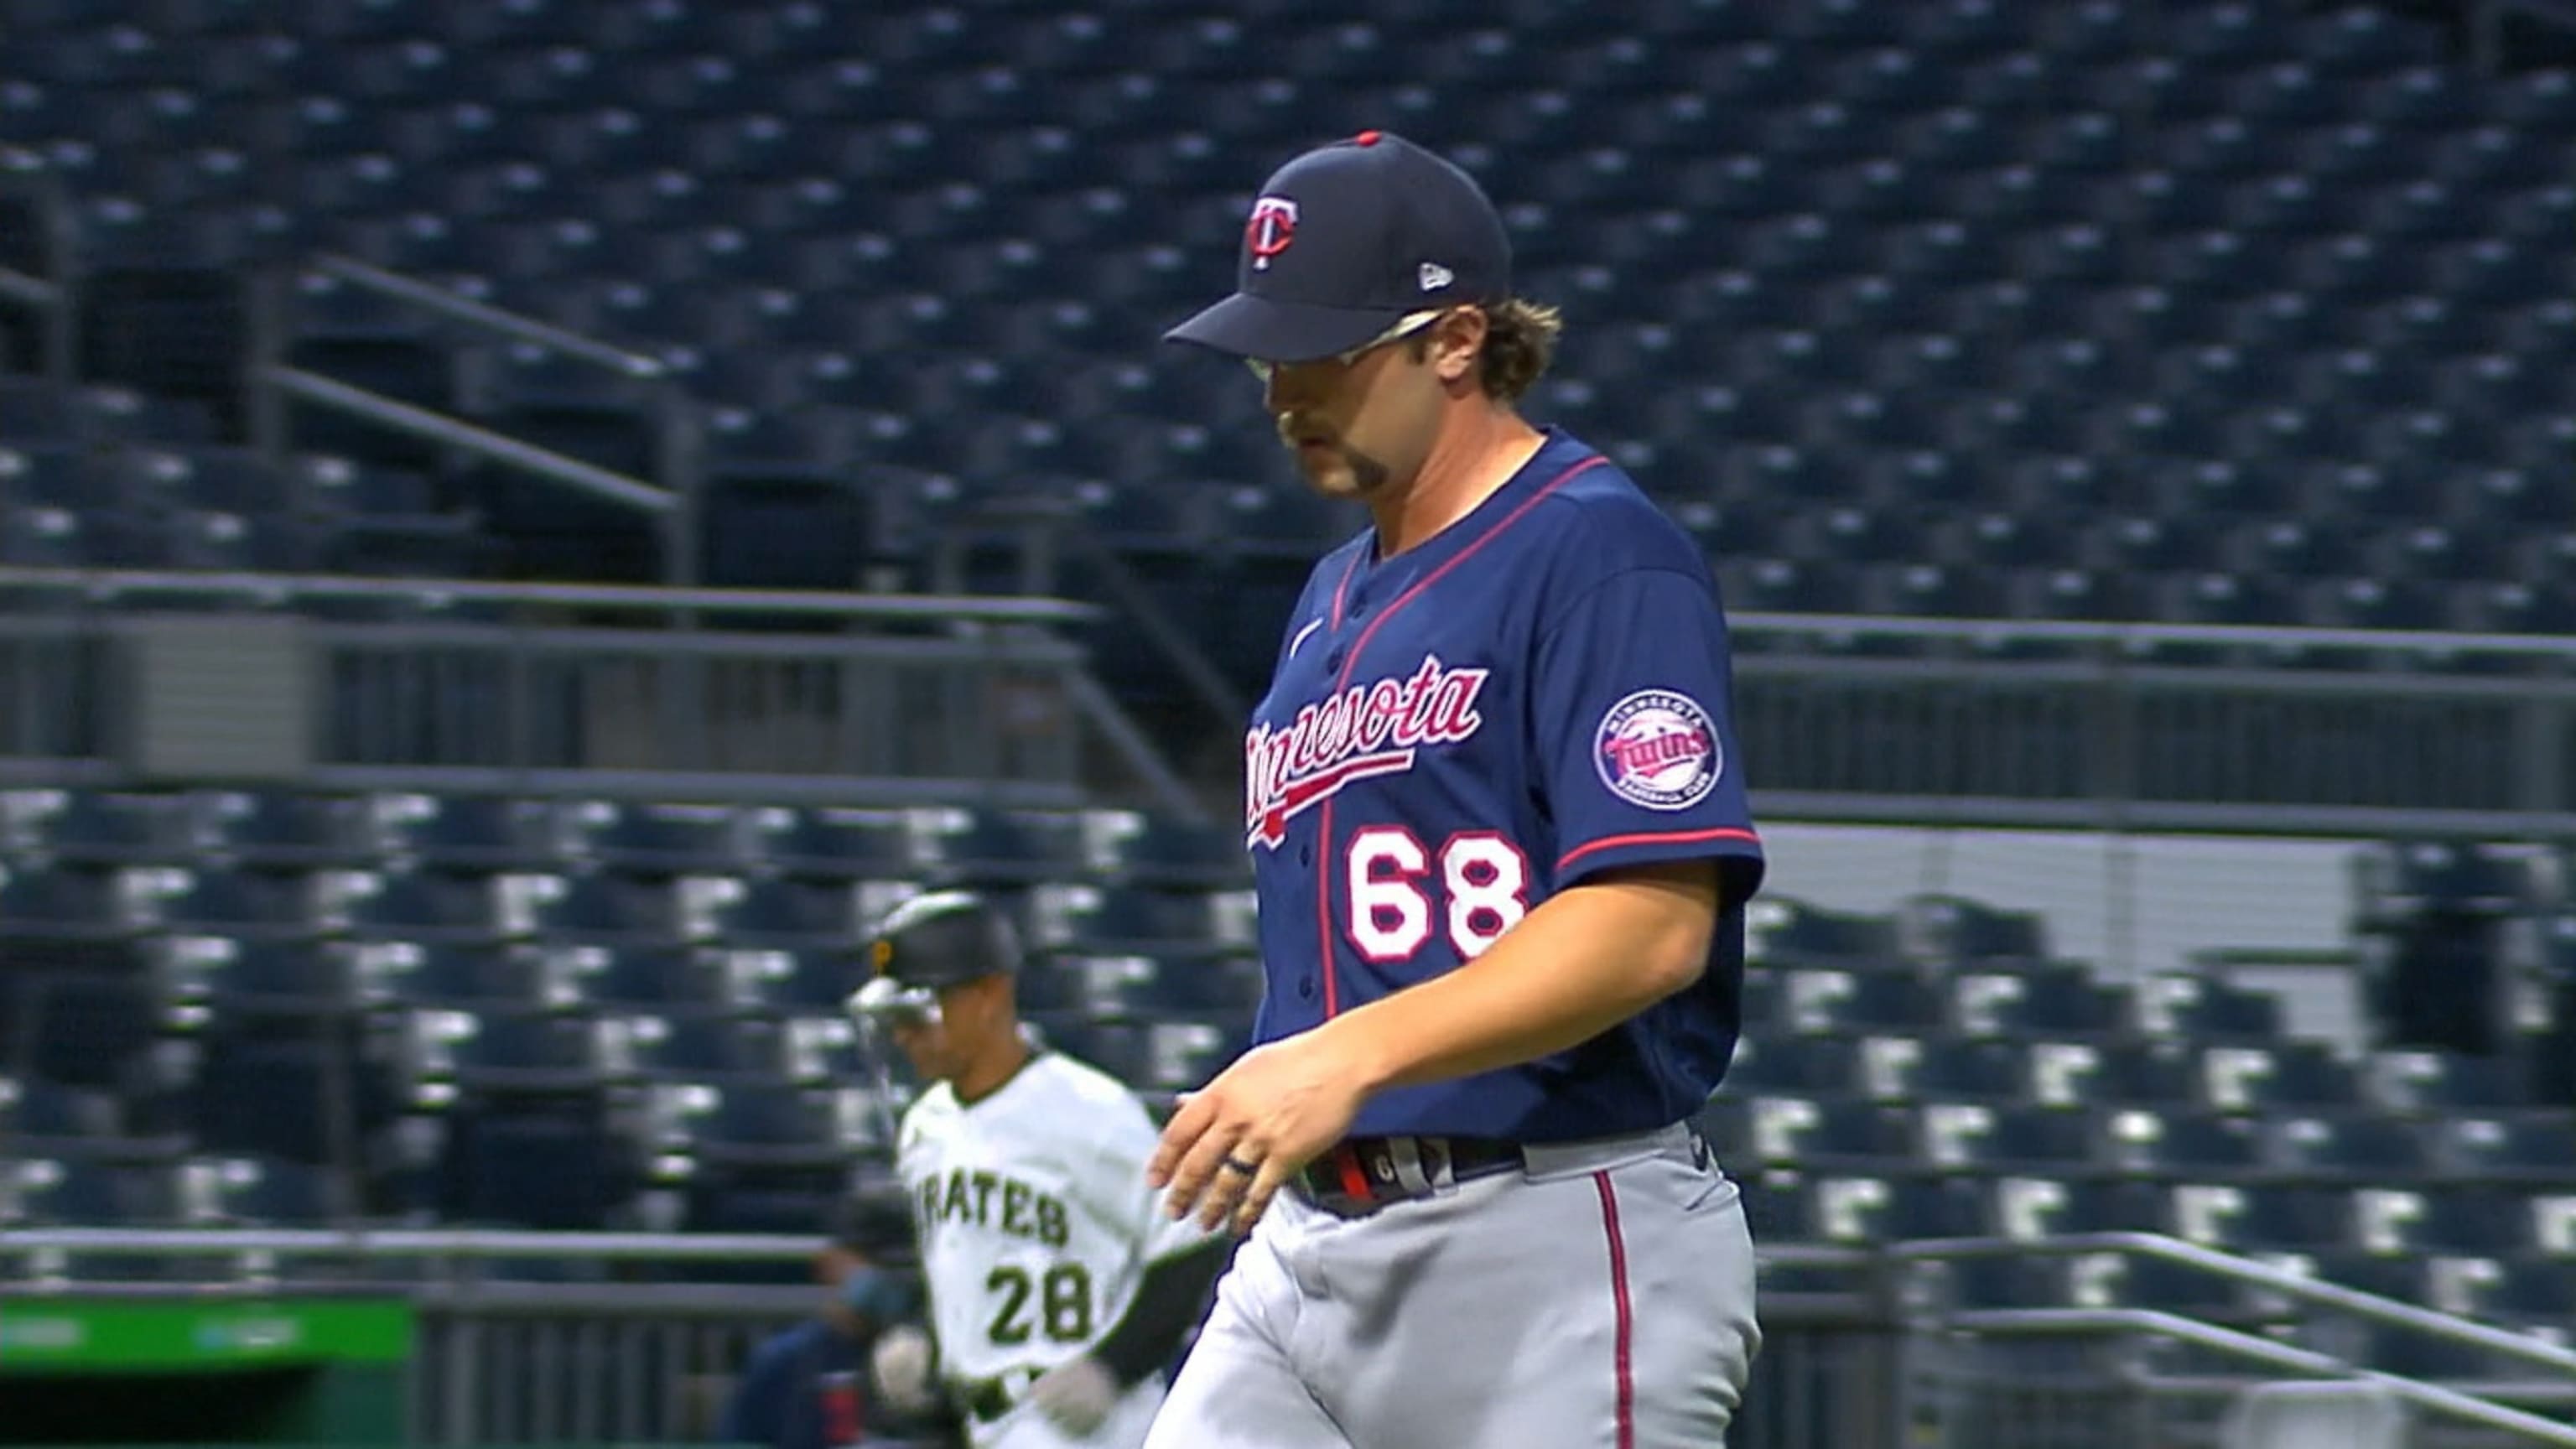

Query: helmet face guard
[849,974,943,1035]
[846,974,940,1112]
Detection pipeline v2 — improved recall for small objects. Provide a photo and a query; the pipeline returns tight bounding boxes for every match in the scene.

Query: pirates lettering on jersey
[1244,654,1489,849]
[915,1166,1071,1250]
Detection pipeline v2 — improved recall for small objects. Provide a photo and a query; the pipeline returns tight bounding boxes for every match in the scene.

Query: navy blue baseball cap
[1164,131,1512,364]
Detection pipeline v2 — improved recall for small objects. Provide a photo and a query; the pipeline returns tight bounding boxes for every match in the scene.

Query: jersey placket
[1307,454,1608,1024]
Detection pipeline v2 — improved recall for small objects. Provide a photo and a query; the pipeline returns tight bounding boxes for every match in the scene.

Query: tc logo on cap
[1246,196,1298,270]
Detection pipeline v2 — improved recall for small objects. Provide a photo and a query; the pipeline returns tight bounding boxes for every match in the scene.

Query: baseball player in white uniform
[849,891,1233,1449]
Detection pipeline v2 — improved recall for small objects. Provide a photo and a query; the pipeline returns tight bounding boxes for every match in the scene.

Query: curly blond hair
[1403,298,1564,402]
[1476,297,1563,402]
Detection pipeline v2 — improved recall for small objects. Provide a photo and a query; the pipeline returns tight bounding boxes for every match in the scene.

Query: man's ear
[953,974,1005,1026]
[1433,307,1490,385]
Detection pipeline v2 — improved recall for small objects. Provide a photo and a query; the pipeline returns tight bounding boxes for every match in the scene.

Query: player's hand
[869,1323,942,1417]
[1148,1032,1369,1233]
[1027,1355,1119,1436]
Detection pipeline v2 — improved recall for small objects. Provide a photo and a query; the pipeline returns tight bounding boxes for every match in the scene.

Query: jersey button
[1297,844,1311,866]
[1298,978,1316,1000]
[1325,649,1345,671]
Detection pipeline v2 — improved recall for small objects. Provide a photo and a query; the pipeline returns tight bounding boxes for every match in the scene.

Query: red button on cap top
[1353,130,1382,145]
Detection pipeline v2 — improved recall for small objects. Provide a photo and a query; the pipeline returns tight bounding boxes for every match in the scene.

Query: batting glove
[1026,1356,1120,1437]
[868,1324,942,1419]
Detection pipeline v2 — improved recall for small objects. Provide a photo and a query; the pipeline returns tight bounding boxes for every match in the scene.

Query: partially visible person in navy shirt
[719,1193,954,1449]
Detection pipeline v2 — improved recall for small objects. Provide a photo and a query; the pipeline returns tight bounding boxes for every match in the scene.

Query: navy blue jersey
[1242,428,1765,1143]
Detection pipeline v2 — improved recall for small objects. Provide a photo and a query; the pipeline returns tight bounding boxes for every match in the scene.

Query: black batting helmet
[848,889,1022,1026]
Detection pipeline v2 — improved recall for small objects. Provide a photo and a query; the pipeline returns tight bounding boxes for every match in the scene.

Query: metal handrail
[251,254,707,584]
[0,1226,1876,1275]
[0,1228,826,1259]
[0,564,1100,624]
[0,267,56,308]
[311,253,666,379]
[1947,1306,2576,1447]
[1747,791,2576,839]
[1894,1233,2576,1379]
[266,366,675,513]
[1064,670,1215,824]
[1725,609,2576,661]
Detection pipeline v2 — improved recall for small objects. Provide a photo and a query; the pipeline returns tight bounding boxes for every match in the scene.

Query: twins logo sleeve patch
[1593,688,1723,812]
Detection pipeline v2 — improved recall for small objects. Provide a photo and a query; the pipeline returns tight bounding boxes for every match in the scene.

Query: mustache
[1274,416,1389,491]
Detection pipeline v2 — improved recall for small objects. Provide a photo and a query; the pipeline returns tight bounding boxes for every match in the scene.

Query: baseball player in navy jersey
[1142,131,1767,1448]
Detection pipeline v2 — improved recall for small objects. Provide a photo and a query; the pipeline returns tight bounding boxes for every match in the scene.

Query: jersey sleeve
[1530,566,1765,893]
[1080,1092,1219,1266]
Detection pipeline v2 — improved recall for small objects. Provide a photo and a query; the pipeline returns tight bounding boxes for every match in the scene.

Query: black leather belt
[955,1367,1037,1424]
[1293,1135,1524,1217]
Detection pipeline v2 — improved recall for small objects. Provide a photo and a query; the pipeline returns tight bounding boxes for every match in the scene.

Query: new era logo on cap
[1163,131,1513,363]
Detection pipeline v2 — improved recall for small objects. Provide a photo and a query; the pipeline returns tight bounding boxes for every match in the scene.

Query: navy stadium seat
[3,790,179,866]
[323,869,504,946]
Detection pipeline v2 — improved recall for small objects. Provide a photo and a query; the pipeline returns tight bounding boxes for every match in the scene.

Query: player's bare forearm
[1323,859,1722,1094]
[1148,859,1723,1232]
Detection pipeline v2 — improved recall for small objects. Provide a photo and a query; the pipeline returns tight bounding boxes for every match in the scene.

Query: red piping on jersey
[1315,454,1608,1019]
[1594,1171,1637,1449]
[1559,826,1763,875]
[1314,554,1368,1015]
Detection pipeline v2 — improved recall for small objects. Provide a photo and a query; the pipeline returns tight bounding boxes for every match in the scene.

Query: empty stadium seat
[356,943,555,1011]
[365,795,562,872]
[3,789,183,865]
[2264,1114,2436,1183]
[691,1083,872,1168]
[0,863,127,946]
[724,947,860,1015]
[191,1154,348,1225]
[688,877,857,951]
[503,870,678,947]
[1781,969,1947,1033]
[556,801,745,876]
[320,870,504,946]
[438,1099,639,1229]
[187,1027,390,1166]
[1079,811,1250,889]
[743,807,918,882]
[556,944,735,1012]
[127,865,319,942]
[1952,968,2128,1037]
[3,1158,188,1227]
[185,790,374,870]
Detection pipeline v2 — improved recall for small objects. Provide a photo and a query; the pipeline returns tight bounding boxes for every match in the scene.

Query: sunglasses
[1244,308,1451,386]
